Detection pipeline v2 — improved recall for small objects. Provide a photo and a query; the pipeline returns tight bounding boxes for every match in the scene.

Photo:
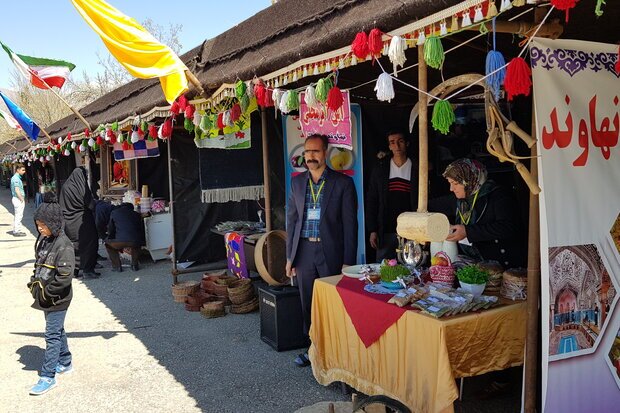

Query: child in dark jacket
[27,193,75,395]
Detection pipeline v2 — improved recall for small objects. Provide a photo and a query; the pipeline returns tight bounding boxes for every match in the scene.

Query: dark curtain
[138,139,170,200]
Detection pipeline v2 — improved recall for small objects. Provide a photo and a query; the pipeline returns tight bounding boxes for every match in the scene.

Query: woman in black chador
[59,167,99,278]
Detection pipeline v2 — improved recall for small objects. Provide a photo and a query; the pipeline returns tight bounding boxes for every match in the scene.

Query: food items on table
[477,261,503,294]
[429,251,455,287]
[388,285,429,307]
[501,268,528,300]
[379,259,410,283]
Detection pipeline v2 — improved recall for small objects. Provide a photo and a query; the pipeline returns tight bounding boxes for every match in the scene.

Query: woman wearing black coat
[59,167,99,278]
[430,158,526,268]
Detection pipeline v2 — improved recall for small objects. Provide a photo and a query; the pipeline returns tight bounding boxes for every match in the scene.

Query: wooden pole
[417,46,429,213]
[185,70,205,97]
[260,107,272,231]
[167,136,178,283]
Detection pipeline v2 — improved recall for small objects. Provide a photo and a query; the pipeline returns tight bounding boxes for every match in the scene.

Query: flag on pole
[0,42,75,89]
[0,109,22,130]
[0,92,40,140]
[71,0,189,103]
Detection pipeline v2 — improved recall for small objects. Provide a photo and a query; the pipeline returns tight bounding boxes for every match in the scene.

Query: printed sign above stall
[533,38,620,413]
[299,90,352,150]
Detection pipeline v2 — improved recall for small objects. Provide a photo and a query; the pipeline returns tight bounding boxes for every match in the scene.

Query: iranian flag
[0,109,22,130]
[1,41,75,89]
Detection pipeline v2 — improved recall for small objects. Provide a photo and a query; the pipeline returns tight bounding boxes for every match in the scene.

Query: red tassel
[161,118,173,138]
[230,103,242,122]
[67,132,72,141]
[254,81,273,107]
[177,95,188,112]
[351,31,369,59]
[106,129,114,140]
[550,0,578,23]
[137,128,145,139]
[368,28,384,58]
[84,128,90,137]
[148,124,158,139]
[96,136,103,145]
[184,104,195,119]
[504,57,532,101]
[217,112,225,129]
[326,86,344,111]
[615,44,620,74]
[170,100,181,115]
[109,133,117,145]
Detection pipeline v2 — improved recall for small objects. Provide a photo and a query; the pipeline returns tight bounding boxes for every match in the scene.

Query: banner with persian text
[299,90,352,150]
[532,38,620,412]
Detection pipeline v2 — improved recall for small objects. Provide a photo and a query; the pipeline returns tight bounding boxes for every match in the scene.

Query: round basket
[228,279,253,294]
[429,252,455,285]
[215,276,238,286]
[172,281,200,302]
[255,230,288,286]
[200,306,226,319]
[203,300,225,312]
[229,289,256,305]
[184,303,202,312]
[230,297,259,314]
[213,294,232,306]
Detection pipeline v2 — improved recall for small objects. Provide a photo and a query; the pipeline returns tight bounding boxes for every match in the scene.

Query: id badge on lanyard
[309,178,325,221]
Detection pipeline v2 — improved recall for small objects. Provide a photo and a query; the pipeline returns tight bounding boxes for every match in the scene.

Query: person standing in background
[10,163,27,237]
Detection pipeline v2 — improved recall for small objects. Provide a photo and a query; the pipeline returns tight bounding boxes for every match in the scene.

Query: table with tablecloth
[308,275,526,413]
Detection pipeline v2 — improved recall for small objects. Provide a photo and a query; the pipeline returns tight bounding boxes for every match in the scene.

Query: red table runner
[335,276,407,348]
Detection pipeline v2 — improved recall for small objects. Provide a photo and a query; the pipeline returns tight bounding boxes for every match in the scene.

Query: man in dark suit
[366,130,418,261]
[286,134,358,366]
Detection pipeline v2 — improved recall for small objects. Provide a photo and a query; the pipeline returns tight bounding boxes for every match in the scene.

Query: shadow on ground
[16,345,45,372]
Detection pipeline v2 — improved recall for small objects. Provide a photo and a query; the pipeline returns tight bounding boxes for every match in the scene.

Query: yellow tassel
[512,0,526,6]
[451,15,459,32]
[486,1,498,19]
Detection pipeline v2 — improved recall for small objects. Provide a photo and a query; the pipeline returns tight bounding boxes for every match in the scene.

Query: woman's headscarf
[442,158,488,198]
[59,167,92,218]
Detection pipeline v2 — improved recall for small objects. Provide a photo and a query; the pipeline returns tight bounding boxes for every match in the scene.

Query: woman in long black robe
[59,167,99,276]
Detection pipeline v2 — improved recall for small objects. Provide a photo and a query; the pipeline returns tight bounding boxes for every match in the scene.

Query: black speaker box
[258,285,308,352]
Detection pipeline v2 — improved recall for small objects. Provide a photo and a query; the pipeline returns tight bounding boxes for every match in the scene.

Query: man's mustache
[306,160,319,164]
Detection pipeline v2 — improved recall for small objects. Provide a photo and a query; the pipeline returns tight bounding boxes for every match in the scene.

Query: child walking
[27,193,75,395]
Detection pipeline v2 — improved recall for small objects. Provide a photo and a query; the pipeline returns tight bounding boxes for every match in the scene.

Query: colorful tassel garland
[230,103,242,122]
[161,119,173,139]
[473,7,484,23]
[111,121,118,132]
[286,90,300,111]
[388,36,407,76]
[148,124,158,139]
[439,21,448,36]
[84,128,90,138]
[245,81,254,98]
[504,57,532,101]
[170,100,181,115]
[304,85,318,109]
[424,36,445,69]
[315,77,333,103]
[272,89,284,109]
[88,137,95,147]
[217,112,225,129]
[462,10,472,27]
[109,132,117,145]
[58,137,63,145]
[131,130,140,143]
[96,136,103,145]
[235,80,247,100]
[351,31,369,59]
[486,2,498,19]
[177,95,188,112]
[140,120,148,133]
[500,0,513,12]
[550,0,576,22]
[326,86,344,111]
[118,133,124,143]
[279,91,291,114]
[431,100,456,135]
[374,72,395,102]
[368,28,384,58]
[71,141,77,149]
[254,81,269,107]
[451,15,459,32]
[513,0,526,6]
[64,149,70,156]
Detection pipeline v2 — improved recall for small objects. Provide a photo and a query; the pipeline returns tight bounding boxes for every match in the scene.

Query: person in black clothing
[105,203,144,272]
[59,167,100,278]
[27,193,75,395]
[366,131,418,261]
[94,199,115,240]
[430,158,526,268]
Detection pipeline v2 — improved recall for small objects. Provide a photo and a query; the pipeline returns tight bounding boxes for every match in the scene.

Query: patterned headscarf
[442,158,488,198]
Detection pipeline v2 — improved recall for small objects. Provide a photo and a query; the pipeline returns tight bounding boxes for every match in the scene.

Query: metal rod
[166,136,178,283]
[417,46,428,213]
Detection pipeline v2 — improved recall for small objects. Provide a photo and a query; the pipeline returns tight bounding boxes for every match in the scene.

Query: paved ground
[0,187,522,413]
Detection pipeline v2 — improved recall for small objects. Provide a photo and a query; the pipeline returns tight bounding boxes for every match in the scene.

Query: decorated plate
[342,264,380,278]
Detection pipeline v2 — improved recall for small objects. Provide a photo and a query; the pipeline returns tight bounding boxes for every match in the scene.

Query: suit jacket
[366,158,418,244]
[286,168,358,274]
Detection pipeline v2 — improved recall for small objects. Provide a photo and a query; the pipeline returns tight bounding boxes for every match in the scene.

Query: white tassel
[64,149,70,156]
[79,144,86,153]
[338,57,345,69]
[131,131,140,143]
[245,80,254,98]
[71,141,77,149]
[283,75,288,86]
[351,55,358,66]
[58,137,63,145]
[374,72,395,102]
[440,21,448,36]
[274,78,279,88]
[279,91,291,114]
[382,42,389,56]
[303,65,308,77]
[40,156,44,162]
[313,64,319,75]
[326,61,331,72]
[193,112,202,126]
[272,88,284,109]
[500,0,513,12]
[46,155,51,161]
[99,129,105,138]
[462,11,472,27]
[417,30,426,45]
[473,7,484,23]
[388,36,407,77]
[132,115,140,127]
[88,137,95,147]
[292,70,298,82]
[158,124,164,140]
[304,85,319,109]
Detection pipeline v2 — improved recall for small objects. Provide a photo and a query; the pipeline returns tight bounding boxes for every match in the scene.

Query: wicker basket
[429,252,455,287]
[200,306,226,319]
[213,294,232,306]
[184,303,202,312]
[227,279,253,304]
[229,289,256,305]
[200,300,226,318]
[230,297,259,314]
[171,281,200,303]
[215,276,238,286]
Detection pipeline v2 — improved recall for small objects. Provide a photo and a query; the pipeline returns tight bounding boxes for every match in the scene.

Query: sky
[0,0,270,90]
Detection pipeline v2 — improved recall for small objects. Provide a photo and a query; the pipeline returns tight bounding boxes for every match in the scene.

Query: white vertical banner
[533,38,620,412]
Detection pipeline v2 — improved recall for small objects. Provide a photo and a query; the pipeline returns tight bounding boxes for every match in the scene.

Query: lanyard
[309,178,325,206]
[457,190,479,225]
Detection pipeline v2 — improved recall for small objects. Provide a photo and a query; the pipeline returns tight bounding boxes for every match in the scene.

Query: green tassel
[118,133,124,143]
[184,117,194,132]
[315,77,333,103]
[200,113,212,132]
[431,100,455,135]
[194,127,203,140]
[240,94,250,113]
[595,0,606,17]
[111,121,119,132]
[286,90,300,111]
[424,36,445,69]
[235,80,247,100]
[141,120,148,132]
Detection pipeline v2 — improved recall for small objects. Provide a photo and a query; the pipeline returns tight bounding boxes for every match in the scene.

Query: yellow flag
[71,0,189,103]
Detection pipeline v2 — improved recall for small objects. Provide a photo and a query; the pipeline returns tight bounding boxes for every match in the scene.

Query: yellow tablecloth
[309,275,526,413]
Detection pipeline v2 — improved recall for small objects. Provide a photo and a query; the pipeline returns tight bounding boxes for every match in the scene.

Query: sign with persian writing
[299,90,352,150]
[533,38,620,413]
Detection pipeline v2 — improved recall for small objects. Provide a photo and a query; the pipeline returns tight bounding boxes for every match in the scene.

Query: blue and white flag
[0,91,40,140]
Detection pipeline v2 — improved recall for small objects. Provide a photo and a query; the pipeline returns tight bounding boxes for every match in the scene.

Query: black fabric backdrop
[138,139,169,200]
